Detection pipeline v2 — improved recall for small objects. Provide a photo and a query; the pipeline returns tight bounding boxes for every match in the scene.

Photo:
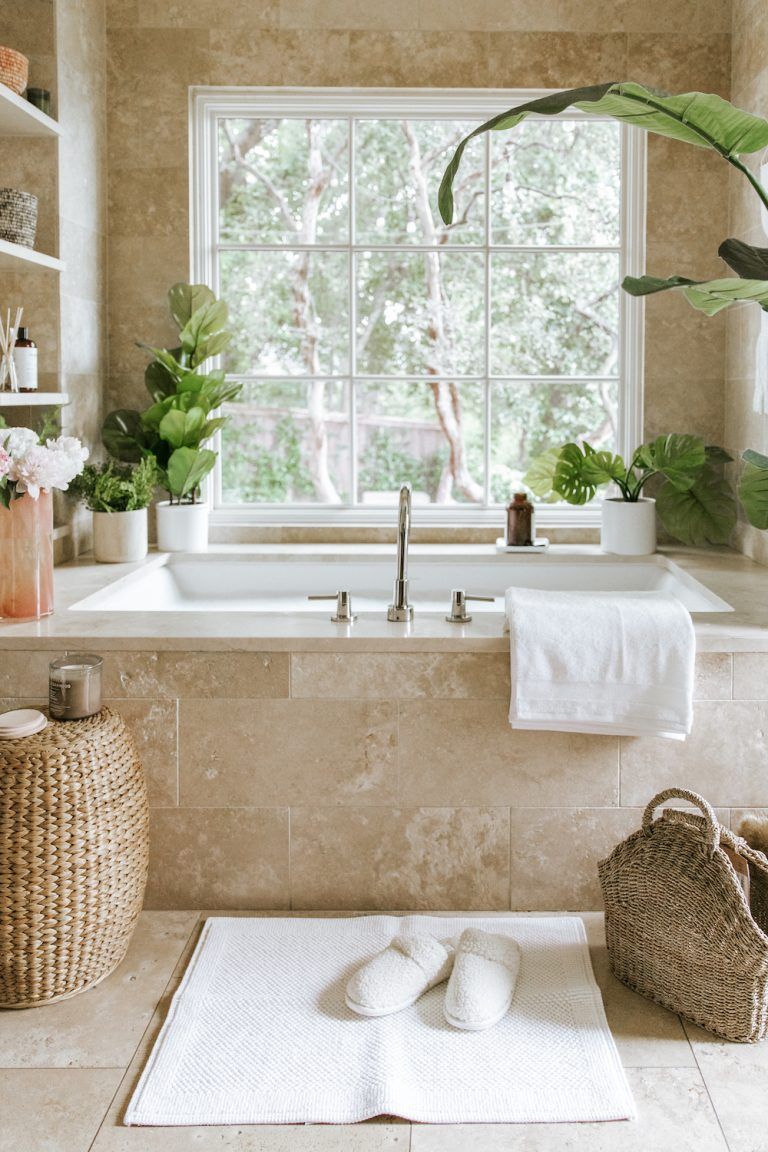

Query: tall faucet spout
[387,483,414,622]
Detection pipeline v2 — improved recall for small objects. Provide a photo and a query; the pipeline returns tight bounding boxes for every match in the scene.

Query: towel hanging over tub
[505,587,695,740]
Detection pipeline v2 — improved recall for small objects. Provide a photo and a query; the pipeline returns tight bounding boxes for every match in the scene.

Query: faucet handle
[308,590,358,623]
[445,588,496,624]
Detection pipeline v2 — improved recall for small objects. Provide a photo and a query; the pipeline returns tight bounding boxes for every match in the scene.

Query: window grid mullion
[483,130,492,506]
[349,115,357,505]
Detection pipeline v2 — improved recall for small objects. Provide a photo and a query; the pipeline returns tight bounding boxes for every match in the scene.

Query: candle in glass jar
[49,654,103,720]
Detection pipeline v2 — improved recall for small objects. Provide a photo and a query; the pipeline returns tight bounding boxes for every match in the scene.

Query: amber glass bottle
[505,492,534,546]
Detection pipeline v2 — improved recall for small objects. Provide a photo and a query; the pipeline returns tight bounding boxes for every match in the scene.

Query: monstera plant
[439,82,768,531]
[103,283,242,504]
[526,435,736,547]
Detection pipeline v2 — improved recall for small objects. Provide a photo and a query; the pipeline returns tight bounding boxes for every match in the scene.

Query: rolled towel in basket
[505,587,695,739]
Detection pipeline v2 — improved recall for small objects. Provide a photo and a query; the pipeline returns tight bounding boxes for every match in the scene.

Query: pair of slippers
[345,928,521,1031]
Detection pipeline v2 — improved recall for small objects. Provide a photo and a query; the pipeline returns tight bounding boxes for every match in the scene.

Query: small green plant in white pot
[527,434,736,555]
[74,456,156,563]
[102,283,242,553]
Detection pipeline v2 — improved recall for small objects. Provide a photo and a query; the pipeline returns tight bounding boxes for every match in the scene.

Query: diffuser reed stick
[0,305,23,391]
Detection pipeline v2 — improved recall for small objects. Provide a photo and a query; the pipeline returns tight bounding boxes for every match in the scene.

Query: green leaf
[705,444,734,464]
[168,283,216,331]
[144,358,178,403]
[739,461,768,529]
[743,448,768,469]
[656,468,737,545]
[634,434,707,491]
[166,446,217,500]
[102,409,156,463]
[136,343,184,378]
[179,300,229,366]
[623,274,768,315]
[439,82,768,224]
[581,450,628,487]
[553,442,599,505]
[718,238,768,279]
[523,447,561,500]
[200,416,227,441]
[158,406,206,449]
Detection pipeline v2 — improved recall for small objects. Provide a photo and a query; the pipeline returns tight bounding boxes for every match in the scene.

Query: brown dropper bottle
[505,492,534,546]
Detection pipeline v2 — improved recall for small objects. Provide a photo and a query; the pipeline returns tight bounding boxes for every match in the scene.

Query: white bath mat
[126,915,635,1126]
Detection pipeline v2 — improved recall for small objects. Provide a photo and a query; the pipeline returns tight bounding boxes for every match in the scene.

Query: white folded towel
[505,587,695,740]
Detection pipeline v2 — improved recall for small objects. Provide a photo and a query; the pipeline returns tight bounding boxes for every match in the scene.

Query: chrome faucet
[387,483,414,622]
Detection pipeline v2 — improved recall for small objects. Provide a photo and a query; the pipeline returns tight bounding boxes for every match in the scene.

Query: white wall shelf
[0,82,60,137]
[0,392,69,407]
[0,236,63,271]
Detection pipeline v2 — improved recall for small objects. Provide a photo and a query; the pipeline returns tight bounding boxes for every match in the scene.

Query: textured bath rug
[125,915,635,1126]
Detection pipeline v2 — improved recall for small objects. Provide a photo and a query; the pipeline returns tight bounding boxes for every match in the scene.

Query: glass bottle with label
[15,328,38,392]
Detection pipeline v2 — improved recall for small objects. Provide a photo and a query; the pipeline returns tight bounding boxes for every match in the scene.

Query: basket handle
[642,788,720,855]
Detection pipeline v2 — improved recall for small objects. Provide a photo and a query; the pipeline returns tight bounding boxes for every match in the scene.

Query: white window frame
[189,86,646,528]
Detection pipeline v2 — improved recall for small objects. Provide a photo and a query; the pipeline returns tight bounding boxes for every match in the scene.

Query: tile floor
[0,911,765,1152]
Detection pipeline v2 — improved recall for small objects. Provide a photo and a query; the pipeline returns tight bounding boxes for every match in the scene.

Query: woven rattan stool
[0,707,149,1008]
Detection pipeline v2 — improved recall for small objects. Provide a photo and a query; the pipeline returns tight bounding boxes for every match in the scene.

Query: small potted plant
[526,434,736,555]
[102,283,242,553]
[73,456,156,563]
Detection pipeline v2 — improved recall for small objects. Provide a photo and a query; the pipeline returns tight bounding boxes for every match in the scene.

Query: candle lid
[49,653,103,673]
[0,708,48,738]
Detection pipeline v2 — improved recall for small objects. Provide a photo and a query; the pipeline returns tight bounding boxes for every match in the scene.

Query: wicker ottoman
[0,707,149,1008]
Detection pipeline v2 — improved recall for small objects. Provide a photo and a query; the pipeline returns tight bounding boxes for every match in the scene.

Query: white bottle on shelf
[15,327,38,392]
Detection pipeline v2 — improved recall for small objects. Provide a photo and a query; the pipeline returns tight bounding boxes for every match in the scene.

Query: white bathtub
[69,548,733,614]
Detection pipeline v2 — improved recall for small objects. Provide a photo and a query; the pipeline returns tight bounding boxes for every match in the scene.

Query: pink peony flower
[0,446,10,479]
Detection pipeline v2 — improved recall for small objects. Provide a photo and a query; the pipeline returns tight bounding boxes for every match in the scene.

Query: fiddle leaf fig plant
[525,435,737,546]
[103,283,242,504]
[439,81,768,314]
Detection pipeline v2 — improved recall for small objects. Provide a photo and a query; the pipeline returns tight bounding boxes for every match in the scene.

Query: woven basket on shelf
[599,788,768,1043]
[0,707,149,1008]
[0,47,28,95]
[0,188,37,248]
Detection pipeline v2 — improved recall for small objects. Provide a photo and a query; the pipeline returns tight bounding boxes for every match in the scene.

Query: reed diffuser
[0,306,23,392]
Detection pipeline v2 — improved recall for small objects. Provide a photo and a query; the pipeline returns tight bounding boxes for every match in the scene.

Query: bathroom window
[191,89,645,523]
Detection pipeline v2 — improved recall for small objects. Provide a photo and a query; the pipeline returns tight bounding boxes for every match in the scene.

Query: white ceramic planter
[155,500,209,553]
[601,497,657,556]
[92,508,148,563]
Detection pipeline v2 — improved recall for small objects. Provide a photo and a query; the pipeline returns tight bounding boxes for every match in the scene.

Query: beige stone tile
[145,808,290,910]
[139,0,277,28]
[107,28,211,99]
[508,807,640,910]
[281,0,419,29]
[90,986,407,1149]
[345,31,490,88]
[418,0,731,32]
[179,699,397,807]
[643,376,726,446]
[733,653,768,699]
[0,1069,122,1152]
[582,913,697,1067]
[486,32,628,88]
[102,650,290,699]
[208,28,350,86]
[109,697,178,807]
[684,1019,768,1152]
[627,34,731,96]
[410,1068,728,1150]
[108,167,188,238]
[290,652,509,699]
[290,806,510,909]
[620,701,768,807]
[693,653,732,700]
[0,911,197,1067]
[644,292,726,385]
[398,700,619,807]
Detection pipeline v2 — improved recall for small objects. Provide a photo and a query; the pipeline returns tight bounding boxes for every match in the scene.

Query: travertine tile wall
[727,0,768,565]
[2,644,761,910]
[105,0,732,458]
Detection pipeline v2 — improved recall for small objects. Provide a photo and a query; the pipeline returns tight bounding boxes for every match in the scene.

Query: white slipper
[443,928,522,1031]
[345,933,455,1017]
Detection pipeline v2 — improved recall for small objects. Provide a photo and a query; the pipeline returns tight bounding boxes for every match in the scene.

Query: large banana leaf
[656,468,737,545]
[739,449,768,529]
[622,275,768,315]
[439,82,768,224]
[718,238,768,280]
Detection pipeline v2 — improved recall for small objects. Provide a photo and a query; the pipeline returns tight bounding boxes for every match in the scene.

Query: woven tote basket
[0,46,29,95]
[599,788,768,1042]
[0,708,149,1008]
